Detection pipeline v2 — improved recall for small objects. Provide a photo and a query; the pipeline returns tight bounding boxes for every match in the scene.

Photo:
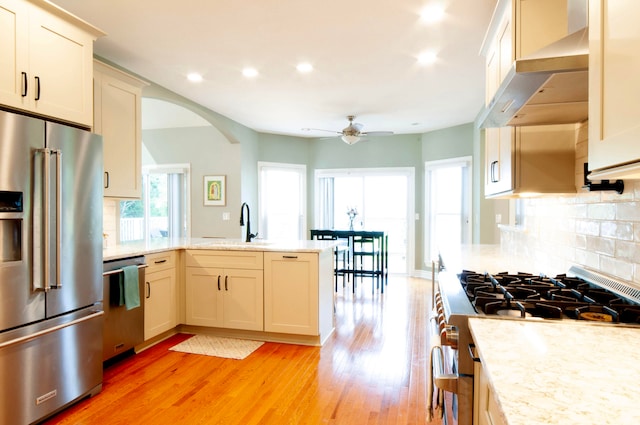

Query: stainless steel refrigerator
[0,110,104,424]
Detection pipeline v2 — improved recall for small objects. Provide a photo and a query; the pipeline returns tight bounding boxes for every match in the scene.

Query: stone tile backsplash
[500,121,640,285]
[500,181,640,285]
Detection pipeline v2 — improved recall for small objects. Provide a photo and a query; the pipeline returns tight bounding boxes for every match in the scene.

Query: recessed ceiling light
[187,72,203,82]
[420,4,445,24]
[296,62,313,73]
[242,67,259,78]
[418,51,437,65]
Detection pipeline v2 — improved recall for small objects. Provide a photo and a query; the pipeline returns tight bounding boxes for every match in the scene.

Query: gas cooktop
[457,269,640,323]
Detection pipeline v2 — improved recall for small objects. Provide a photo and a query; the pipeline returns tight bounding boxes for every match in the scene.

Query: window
[258,162,306,240]
[119,164,190,243]
[424,157,472,267]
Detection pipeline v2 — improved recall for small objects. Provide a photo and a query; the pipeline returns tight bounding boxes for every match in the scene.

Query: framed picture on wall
[204,175,226,206]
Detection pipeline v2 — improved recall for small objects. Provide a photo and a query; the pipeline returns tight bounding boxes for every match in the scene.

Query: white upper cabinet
[482,0,569,106]
[481,0,579,198]
[484,124,577,198]
[587,0,640,180]
[94,60,148,199]
[0,0,103,127]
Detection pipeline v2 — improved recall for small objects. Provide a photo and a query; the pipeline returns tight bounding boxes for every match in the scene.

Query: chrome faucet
[239,202,257,242]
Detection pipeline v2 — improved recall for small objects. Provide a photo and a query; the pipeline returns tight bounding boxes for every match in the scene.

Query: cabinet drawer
[186,250,263,270]
[146,250,176,273]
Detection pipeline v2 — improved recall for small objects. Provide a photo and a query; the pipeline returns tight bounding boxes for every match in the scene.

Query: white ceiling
[54,0,496,137]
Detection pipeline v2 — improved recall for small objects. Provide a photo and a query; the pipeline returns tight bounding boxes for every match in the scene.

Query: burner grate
[569,266,640,305]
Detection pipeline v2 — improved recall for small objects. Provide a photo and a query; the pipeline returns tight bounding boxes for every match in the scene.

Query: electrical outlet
[222,212,230,221]
[495,214,502,224]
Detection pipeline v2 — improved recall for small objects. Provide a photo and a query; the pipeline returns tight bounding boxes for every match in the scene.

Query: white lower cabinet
[185,250,264,331]
[263,252,319,336]
[144,251,177,340]
[473,354,507,425]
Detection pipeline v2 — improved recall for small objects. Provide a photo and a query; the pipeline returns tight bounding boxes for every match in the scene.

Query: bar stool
[352,232,382,291]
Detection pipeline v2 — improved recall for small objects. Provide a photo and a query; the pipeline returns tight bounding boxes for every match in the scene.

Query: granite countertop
[103,237,338,261]
[469,317,640,425]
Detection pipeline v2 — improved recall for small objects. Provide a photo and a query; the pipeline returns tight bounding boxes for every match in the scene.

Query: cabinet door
[185,267,224,327]
[485,43,499,107]
[497,12,512,81]
[264,252,318,335]
[222,269,263,331]
[588,0,640,172]
[94,62,144,199]
[0,0,28,110]
[474,359,507,425]
[28,6,94,126]
[484,127,513,197]
[144,268,176,340]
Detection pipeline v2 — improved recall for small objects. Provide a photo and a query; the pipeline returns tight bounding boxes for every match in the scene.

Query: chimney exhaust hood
[478,26,589,129]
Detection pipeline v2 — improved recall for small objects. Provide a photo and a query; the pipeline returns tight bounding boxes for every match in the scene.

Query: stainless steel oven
[429,269,476,425]
[428,264,640,425]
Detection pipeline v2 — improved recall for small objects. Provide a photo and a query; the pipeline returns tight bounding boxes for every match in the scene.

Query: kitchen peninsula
[104,238,338,347]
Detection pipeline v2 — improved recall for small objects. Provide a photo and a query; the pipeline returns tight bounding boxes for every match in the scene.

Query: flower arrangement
[346,207,358,230]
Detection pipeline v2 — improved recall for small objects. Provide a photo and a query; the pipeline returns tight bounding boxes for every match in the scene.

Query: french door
[315,168,414,274]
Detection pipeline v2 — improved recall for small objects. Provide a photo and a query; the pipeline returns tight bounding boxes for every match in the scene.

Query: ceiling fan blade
[302,128,342,134]
[362,131,394,136]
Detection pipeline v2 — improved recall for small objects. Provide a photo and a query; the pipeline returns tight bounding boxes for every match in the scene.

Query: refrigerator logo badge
[36,389,57,405]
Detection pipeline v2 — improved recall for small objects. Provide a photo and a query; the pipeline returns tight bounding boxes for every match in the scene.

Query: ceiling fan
[304,115,394,145]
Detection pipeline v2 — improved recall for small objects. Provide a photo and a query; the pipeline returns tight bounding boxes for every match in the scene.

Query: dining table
[310,229,388,292]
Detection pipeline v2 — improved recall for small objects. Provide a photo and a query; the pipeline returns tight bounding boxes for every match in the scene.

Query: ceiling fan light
[342,134,360,145]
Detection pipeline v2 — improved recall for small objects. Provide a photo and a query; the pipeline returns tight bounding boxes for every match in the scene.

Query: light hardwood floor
[43,276,441,425]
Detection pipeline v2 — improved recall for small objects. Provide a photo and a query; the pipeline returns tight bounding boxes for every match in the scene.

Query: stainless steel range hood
[478,26,589,129]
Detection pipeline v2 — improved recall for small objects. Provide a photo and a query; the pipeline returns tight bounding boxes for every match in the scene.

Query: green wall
[142,126,243,238]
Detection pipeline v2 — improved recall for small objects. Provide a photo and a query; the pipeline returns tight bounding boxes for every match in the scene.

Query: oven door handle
[431,345,459,394]
[428,345,460,421]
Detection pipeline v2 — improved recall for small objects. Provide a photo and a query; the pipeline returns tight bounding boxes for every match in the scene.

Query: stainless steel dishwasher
[102,256,146,362]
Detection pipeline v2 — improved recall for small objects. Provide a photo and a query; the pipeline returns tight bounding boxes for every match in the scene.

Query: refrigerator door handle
[33,148,62,292]
[33,149,43,291]
[53,149,62,288]
[42,148,51,292]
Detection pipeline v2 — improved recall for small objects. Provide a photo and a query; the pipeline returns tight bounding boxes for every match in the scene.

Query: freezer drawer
[0,308,103,425]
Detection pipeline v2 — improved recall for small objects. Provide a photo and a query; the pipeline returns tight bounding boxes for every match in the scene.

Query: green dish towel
[120,265,140,310]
